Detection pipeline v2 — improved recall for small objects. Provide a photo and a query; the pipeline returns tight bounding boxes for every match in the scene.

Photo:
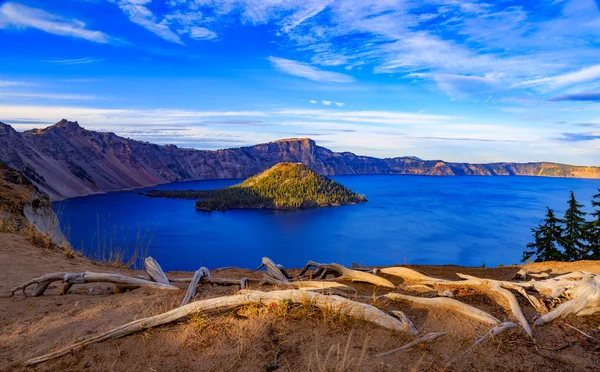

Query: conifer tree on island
[523,208,564,262]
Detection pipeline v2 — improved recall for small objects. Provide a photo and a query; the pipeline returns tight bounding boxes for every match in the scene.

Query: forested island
[143,162,367,211]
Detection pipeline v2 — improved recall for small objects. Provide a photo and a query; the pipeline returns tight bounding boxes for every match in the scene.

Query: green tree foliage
[586,190,600,259]
[523,208,564,262]
[142,163,367,211]
[195,163,367,211]
[560,191,587,260]
[524,189,600,262]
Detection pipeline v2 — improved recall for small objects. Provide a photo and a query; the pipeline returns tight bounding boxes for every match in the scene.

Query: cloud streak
[0,2,111,43]
[267,57,354,83]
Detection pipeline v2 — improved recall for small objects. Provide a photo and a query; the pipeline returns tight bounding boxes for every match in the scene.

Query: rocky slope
[0,163,68,247]
[1,120,599,200]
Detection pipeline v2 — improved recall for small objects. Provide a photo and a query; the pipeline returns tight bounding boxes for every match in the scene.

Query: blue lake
[53,175,600,271]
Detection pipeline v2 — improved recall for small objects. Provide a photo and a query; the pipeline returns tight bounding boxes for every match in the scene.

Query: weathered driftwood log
[260,276,356,292]
[455,274,532,337]
[447,322,517,366]
[257,257,289,282]
[25,289,408,366]
[379,267,449,283]
[375,331,450,358]
[144,257,169,285]
[390,310,418,335]
[384,293,500,325]
[299,261,395,288]
[181,267,210,306]
[137,274,256,289]
[11,272,179,297]
[535,273,600,325]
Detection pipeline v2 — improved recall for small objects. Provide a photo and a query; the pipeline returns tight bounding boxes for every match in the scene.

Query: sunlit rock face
[1,120,599,200]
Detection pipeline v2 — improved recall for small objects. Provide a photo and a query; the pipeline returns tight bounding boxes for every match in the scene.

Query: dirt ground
[1,232,599,371]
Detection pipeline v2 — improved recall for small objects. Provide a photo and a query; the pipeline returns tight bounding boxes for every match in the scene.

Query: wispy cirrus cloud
[0,2,111,43]
[45,57,105,65]
[267,57,354,83]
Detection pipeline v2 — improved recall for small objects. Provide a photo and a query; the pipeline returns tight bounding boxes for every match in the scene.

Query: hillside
[0,163,68,247]
[1,120,599,200]
[2,233,600,371]
[192,162,366,211]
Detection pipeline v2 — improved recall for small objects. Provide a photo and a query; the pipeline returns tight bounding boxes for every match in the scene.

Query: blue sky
[0,0,599,165]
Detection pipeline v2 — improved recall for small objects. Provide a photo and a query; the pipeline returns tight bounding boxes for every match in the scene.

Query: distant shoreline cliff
[1,119,599,200]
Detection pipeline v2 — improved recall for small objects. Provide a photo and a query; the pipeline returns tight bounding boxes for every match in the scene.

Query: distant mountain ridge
[1,119,599,200]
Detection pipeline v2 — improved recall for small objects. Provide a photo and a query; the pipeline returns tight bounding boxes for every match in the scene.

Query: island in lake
[144,162,367,211]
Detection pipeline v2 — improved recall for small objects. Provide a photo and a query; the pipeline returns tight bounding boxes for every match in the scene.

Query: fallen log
[257,257,289,282]
[144,257,169,285]
[384,293,500,325]
[390,310,419,335]
[24,289,409,366]
[298,261,394,288]
[535,273,600,325]
[181,267,210,306]
[11,272,179,297]
[379,267,449,283]
[260,276,356,292]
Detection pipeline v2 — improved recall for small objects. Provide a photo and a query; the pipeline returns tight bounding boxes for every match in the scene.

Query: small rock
[75,301,80,307]
[89,287,94,293]
[439,290,455,298]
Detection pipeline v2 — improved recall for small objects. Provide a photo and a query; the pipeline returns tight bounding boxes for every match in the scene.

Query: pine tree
[560,191,587,261]
[585,189,600,259]
[523,208,565,262]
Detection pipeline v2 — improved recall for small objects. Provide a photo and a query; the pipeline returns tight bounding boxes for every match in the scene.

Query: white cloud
[0,2,111,43]
[45,57,105,65]
[517,65,600,90]
[267,57,354,83]
[334,102,344,107]
[309,99,317,104]
[189,27,216,40]
[115,1,184,44]
[321,100,332,105]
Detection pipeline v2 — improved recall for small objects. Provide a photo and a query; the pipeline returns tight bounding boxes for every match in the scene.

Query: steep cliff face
[0,163,68,247]
[1,120,599,200]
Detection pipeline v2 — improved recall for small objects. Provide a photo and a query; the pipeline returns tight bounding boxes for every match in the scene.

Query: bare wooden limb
[299,261,394,288]
[449,322,517,366]
[137,274,256,288]
[181,267,210,306]
[384,293,500,325]
[10,272,179,297]
[260,276,356,292]
[25,289,409,366]
[276,264,291,279]
[535,274,600,325]
[390,310,418,335]
[375,332,450,358]
[144,257,169,285]
[257,257,288,283]
[379,267,449,283]
[454,273,532,337]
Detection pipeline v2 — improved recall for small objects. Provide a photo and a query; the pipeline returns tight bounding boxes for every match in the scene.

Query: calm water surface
[54,175,600,271]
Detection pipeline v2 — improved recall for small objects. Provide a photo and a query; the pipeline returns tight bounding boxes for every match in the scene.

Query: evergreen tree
[560,191,587,261]
[585,189,600,259]
[523,208,565,262]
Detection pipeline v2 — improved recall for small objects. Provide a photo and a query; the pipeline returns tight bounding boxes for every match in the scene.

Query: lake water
[53,175,600,271]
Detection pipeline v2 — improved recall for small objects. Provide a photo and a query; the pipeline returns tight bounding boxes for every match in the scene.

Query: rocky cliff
[1,120,599,199]
[0,163,68,247]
